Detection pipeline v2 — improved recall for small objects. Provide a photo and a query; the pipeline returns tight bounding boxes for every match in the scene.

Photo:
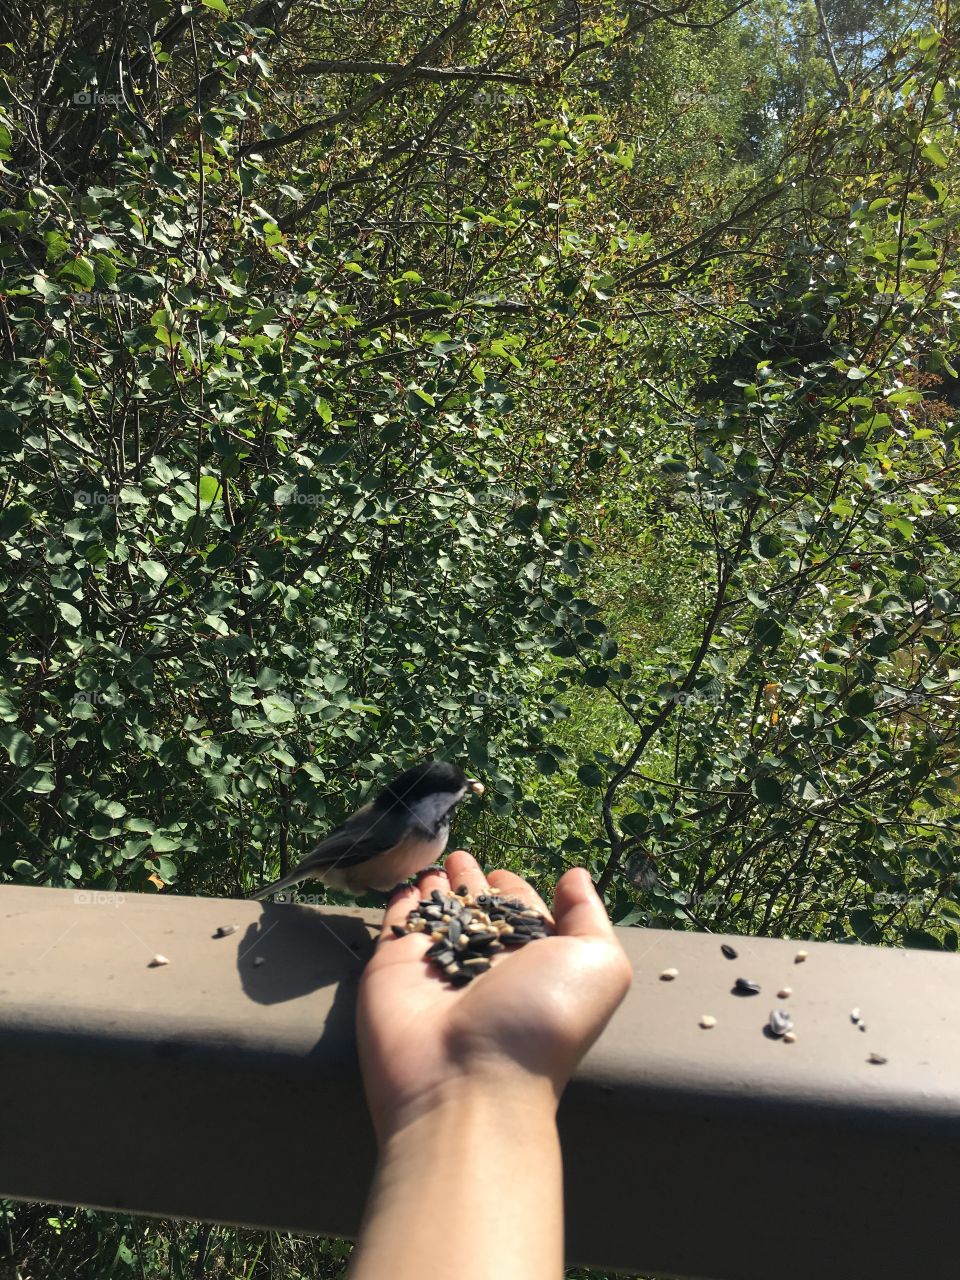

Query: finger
[486,868,552,920]
[552,867,616,940]
[443,849,488,898]
[376,859,450,943]
[376,881,421,945]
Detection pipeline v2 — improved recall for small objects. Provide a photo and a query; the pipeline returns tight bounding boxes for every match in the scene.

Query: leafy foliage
[0,0,957,1275]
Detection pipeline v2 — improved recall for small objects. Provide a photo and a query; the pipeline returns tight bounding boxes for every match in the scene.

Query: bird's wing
[294,803,405,872]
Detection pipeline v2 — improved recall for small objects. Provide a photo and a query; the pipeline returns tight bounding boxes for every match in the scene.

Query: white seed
[777,987,792,998]
[252,956,265,968]
[699,1014,717,1029]
[851,1007,862,1024]
[783,1031,796,1043]
[660,967,679,981]
[794,949,808,963]
[868,1052,888,1065]
[148,955,169,967]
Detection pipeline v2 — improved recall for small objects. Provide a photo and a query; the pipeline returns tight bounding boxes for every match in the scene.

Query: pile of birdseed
[392,884,549,985]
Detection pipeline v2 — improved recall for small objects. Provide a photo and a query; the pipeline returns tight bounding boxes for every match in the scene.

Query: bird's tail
[247,870,306,901]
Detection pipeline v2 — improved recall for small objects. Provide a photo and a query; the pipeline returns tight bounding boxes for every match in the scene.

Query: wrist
[374,1066,559,1150]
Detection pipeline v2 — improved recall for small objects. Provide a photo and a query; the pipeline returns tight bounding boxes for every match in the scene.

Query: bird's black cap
[377,760,471,807]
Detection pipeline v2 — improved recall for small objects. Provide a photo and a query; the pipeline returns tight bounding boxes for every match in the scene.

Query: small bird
[249,760,485,899]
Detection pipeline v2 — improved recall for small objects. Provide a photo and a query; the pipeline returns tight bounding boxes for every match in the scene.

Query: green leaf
[752,775,783,805]
[198,475,222,504]
[0,727,34,766]
[58,602,82,627]
[920,140,948,169]
[58,257,96,289]
[577,762,605,788]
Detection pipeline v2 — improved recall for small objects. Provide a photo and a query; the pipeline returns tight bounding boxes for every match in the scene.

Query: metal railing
[1,884,958,1279]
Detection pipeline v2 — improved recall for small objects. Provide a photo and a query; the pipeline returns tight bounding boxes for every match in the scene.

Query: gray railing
[1,884,958,1279]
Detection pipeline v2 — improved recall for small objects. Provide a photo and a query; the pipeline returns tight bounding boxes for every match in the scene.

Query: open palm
[357,849,633,1141]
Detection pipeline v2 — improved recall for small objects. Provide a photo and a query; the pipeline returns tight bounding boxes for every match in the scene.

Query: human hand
[356,850,633,1143]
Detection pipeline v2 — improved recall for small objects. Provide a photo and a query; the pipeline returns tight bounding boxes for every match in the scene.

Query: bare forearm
[349,1078,564,1280]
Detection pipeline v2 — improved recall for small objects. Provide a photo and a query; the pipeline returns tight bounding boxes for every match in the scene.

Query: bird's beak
[467,778,485,796]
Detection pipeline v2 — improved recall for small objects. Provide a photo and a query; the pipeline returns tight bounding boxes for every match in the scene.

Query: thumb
[553,867,616,940]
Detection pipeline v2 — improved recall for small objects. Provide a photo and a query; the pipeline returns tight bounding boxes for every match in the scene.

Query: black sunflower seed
[733,978,761,995]
[462,957,491,972]
[448,918,462,944]
[430,889,444,903]
[449,969,474,986]
[720,943,738,960]
[391,925,407,938]
[457,883,469,895]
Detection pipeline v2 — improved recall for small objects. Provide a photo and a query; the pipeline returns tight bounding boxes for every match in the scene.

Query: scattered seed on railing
[148,955,169,967]
[783,1031,796,1043]
[700,1015,717,1029]
[850,1008,862,1025]
[777,987,792,998]
[213,925,238,938]
[795,950,808,963]
[720,943,738,960]
[660,968,679,981]
[252,956,265,968]
[733,978,761,995]
[868,1052,888,1065]
[398,887,550,984]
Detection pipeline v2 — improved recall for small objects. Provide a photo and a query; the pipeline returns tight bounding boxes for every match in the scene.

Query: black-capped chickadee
[249,759,485,899]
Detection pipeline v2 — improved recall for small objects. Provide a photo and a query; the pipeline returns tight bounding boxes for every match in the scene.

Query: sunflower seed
[733,978,761,995]
[700,1015,717,1029]
[720,943,738,960]
[448,918,462,944]
[461,957,491,972]
[391,925,407,938]
[430,889,444,904]
[777,987,792,998]
[794,949,808,963]
[660,968,679,981]
[457,884,469,895]
[768,1009,794,1037]
[252,956,265,968]
[850,1008,862,1024]
[449,969,474,986]
[783,1031,796,1044]
[148,955,169,967]
[213,924,238,938]
[868,1052,888,1065]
